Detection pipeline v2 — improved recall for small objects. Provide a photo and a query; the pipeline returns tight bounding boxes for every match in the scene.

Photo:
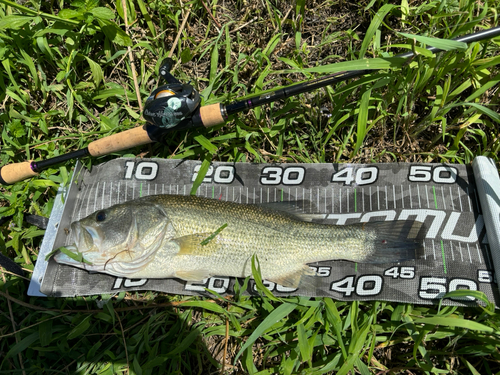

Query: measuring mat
[30,158,500,307]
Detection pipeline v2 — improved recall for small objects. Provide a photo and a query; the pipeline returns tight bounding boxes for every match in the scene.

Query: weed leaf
[98,20,132,46]
[2,332,39,362]
[90,7,116,21]
[0,15,33,30]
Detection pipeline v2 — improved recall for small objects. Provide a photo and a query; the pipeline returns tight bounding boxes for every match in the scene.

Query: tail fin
[360,220,426,263]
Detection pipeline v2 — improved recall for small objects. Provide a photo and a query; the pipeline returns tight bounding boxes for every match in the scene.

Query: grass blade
[190,155,211,195]
[352,88,372,156]
[399,32,468,51]
[234,302,297,363]
[277,57,407,75]
[297,323,311,367]
[251,254,279,302]
[359,4,396,58]
[452,102,500,124]
[413,317,496,333]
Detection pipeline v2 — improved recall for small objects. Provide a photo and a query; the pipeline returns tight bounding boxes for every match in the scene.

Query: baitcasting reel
[143,58,201,130]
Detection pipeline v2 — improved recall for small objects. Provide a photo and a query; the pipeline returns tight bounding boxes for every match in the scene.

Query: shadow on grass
[0,277,224,374]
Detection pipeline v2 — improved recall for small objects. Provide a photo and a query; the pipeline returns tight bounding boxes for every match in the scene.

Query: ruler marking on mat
[441,186,446,210]
[369,186,372,211]
[385,185,388,210]
[317,188,320,212]
[362,187,365,212]
[377,185,380,211]
[449,186,455,211]
[458,186,463,212]
[75,183,89,221]
[107,182,111,208]
[417,185,421,208]
[393,185,396,209]
[441,241,447,274]
[93,182,99,213]
[331,188,334,213]
[86,182,95,217]
[466,186,472,212]
[347,188,350,213]
[117,181,121,204]
[432,186,438,209]
[340,188,342,213]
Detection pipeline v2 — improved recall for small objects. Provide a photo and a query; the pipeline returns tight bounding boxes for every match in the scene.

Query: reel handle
[159,58,181,84]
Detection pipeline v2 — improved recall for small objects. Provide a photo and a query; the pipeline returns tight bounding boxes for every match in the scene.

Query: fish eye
[95,211,106,222]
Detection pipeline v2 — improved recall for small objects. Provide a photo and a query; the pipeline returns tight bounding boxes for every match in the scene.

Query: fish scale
[54,194,425,288]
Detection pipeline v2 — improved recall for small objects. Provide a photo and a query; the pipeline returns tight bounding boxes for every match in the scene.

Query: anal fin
[268,266,316,289]
[174,269,212,281]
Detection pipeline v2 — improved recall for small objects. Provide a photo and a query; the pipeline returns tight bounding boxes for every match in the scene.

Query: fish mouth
[52,223,103,270]
[53,245,79,266]
[52,245,93,267]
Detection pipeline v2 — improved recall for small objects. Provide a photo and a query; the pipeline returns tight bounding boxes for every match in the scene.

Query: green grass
[1,0,500,373]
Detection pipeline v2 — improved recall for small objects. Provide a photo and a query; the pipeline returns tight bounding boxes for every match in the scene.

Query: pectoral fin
[173,233,219,255]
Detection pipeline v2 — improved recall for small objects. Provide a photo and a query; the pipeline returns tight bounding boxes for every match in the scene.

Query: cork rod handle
[88,126,153,157]
[0,161,38,185]
[199,104,225,128]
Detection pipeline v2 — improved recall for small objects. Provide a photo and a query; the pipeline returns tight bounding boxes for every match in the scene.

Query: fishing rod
[1,26,500,185]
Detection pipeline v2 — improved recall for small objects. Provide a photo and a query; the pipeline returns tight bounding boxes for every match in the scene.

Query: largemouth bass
[54,194,425,288]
